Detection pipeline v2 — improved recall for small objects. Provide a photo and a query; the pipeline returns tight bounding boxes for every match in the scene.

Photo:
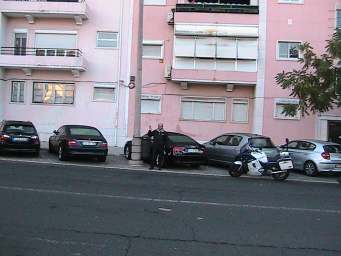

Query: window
[181,97,226,122]
[278,0,304,3]
[174,36,258,72]
[11,81,25,103]
[274,98,300,120]
[33,82,75,104]
[298,141,316,151]
[232,98,249,123]
[215,135,229,145]
[93,86,115,102]
[35,32,77,56]
[226,135,243,146]
[337,10,341,29]
[278,41,300,59]
[144,0,166,5]
[287,141,299,149]
[96,32,118,48]
[141,95,161,114]
[143,41,163,59]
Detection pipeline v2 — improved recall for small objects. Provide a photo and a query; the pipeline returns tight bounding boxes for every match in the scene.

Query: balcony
[175,0,259,14]
[0,47,86,77]
[0,0,88,25]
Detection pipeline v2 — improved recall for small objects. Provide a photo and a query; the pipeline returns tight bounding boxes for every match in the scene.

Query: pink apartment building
[129,0,341,145]
[0,0,133,146]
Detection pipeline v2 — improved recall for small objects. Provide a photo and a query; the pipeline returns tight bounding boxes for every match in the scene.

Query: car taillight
[100,142,108,149]
[0,134,10,142]
[321,151,330,160]
[173,146,185,155]
[31,135,40,144]
[67,140,78,147]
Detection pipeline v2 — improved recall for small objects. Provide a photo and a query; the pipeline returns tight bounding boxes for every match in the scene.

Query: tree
[275,30,341,116]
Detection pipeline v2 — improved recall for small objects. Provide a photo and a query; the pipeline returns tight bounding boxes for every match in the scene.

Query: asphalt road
[0,160,340,256]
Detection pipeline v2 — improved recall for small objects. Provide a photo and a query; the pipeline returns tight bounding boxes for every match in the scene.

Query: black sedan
[0,120,40,156]
[49,125,108,162]
[124,132,207,167]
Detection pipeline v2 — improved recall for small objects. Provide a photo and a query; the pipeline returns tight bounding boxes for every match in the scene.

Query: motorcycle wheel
[272,171,289,181]
[229,164,243,177]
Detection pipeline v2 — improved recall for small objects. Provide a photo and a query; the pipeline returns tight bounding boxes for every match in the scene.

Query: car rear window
[69,128,101,137]
[323,145,341,153]
[5,124,36,135]
[168,134,196,144]
[249,137,275,149]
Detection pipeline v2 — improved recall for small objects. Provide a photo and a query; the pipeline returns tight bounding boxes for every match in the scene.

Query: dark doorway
[328,121,341,144]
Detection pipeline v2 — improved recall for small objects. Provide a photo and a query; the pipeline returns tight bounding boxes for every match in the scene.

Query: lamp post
[129,0,144,166]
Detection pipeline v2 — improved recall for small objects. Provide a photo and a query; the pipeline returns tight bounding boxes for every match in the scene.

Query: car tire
[124,145,131,160]
[98,156,107,162]
[304,161,318,176]
[58,145,68,161]
[48,141,54,153]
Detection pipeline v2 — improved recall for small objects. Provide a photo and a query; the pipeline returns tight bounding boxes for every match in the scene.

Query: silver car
[204,133,281,167]
[283,140,341,176]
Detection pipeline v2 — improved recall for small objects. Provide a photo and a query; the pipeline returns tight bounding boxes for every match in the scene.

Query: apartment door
[328,121,341,144]
[14,33,27,56]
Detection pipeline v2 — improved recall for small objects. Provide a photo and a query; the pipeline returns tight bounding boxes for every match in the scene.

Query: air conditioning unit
[166,12,174,25]
[164,64,172,79]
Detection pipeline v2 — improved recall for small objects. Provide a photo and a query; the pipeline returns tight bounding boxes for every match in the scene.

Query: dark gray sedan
[204,133,281,167]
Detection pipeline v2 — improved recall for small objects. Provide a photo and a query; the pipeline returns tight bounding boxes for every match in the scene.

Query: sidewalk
[0,148,339,184]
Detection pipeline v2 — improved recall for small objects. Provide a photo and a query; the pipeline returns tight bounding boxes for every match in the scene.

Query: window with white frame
[11,81,25,103]
[337,10,341,29]
[144,0,166,5]
[93,85,116,102]
[278,0,304,3]
[96,32,118,48]
[174,36,258,72]
[274,98,300,120]
[33,82,75,104]
[143,41,163,59]
[141,95,161,114]
[35,32,77,57]
[278,41,300,59]
[232,98,249,123]
[181,97,226,122]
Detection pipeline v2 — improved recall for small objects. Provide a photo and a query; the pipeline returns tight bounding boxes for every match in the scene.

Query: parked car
[124,132,207,167]
[0,120,40,156]
[49,125,108,162]
[281,140,341,176]
[204,133,281,167]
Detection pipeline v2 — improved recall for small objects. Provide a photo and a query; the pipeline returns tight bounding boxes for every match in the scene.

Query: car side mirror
[53,130,59,135]
[210,141,216,146]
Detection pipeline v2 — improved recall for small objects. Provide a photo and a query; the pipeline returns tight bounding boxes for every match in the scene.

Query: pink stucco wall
[263,0,341,144]
[129,1,259,143]
[0,0,132,146]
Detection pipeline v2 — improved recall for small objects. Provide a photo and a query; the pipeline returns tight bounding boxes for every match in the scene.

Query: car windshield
[69,128,101,137]
[168,134,196,144]
[324,145,341,153]
[5,124,36,135]
[249,137,275,149]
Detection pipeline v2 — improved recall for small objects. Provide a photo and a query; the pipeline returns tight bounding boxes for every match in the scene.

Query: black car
[49,125,108,162]
[0,120,40,155]
[124,132,207,167]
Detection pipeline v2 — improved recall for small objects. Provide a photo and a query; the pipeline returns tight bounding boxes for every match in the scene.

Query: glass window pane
[174,37,195,57]
[232,100,248,122]
[195,58,215,70]
[193,102,213,121]
[93,87,115,102]
[181,101,193,119]
[216,60,235,71]
[174,57,194,69]
[216,38,236,58]
[289,43,299,58]
[141,99,160,113]
[195,37,216,58]
[279,42,289,58]
[214,102,225,121]
[237,39,258,59]
[143,44,162,58]
[98,32,117,40]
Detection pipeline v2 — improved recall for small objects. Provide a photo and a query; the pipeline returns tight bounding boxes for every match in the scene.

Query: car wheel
[124,145,131,160]
[98,156,107,162]
[304,161,318,176]
[48,141,54,153]
[58,145,68,161]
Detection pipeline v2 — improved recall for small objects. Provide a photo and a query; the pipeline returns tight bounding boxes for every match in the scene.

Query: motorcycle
[229,147,293,181]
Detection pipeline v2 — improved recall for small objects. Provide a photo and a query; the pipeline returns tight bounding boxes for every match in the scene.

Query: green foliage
[276,30,341,116]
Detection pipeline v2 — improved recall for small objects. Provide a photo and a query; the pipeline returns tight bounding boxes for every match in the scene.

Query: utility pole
[129,0,144,166]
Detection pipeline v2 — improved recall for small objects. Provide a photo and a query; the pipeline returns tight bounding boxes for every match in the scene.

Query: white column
[0,13,7,121]
[252,0,267,135]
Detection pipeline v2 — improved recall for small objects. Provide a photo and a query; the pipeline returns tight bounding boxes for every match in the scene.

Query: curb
[0,157,338,185]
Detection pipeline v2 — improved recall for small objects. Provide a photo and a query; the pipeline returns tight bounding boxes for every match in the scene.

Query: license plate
[12,137,28,142]
[187,149,201,153]
[82,141,96,146]
[279,160,293,170]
